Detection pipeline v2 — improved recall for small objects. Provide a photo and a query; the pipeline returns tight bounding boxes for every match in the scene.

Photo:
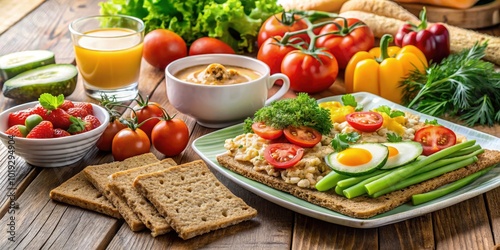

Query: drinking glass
[69,15,144,101]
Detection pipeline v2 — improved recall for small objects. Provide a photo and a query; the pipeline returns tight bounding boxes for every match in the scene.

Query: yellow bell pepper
[344,34,428,104]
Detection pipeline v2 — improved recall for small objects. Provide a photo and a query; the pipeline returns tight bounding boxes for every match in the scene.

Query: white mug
[165,54,290,128]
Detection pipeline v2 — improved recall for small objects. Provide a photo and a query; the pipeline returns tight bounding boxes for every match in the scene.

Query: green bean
[412,149,484,176]
[343,172,389,199]
[315,171,348,191]
[444,144,482,158]
[336,170,387,189]
[412,165,495,205]
[335,184,345,196]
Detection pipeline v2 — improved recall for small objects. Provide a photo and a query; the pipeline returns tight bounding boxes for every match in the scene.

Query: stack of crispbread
[49,153,257,239]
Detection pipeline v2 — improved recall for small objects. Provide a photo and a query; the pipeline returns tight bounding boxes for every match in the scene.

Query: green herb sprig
[401,42,500,126]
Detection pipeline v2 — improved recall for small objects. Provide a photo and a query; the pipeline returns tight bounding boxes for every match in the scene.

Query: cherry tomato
[283,126,322,148]
[251,122,283,140]
[112,128,151,161]
[257,36,297,76]
[345,111,384,132]
[143,29,187,70]
[257,12,309,48]
[281,51,338,93]
[413,126,457,156]
[151,118,190,157]
[316,18,374,69]
[96,119,127,151]
[263,143,304,169]
[188,37,235,56]
[131,102,164,140]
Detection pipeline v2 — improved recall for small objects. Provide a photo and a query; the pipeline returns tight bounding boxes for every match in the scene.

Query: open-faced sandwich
[216,93,500,218]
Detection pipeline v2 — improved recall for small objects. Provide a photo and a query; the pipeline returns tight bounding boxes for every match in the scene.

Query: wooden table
[1,1,500,249]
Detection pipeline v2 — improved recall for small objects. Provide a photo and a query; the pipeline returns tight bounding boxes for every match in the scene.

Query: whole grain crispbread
[133,160,258,240]
[83,153,159,231]
[109,158,177,237]
[49,172,121,219]
[216,149,500,219]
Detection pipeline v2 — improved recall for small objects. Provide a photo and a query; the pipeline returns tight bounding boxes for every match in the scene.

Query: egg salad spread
[223,100,433,189]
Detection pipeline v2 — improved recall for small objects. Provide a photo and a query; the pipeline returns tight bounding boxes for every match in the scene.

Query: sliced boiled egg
[380,141,423,169]
[325,143,389,176]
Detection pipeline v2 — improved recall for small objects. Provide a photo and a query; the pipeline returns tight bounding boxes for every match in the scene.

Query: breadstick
[340,0,419,22]
[339,10,500,65]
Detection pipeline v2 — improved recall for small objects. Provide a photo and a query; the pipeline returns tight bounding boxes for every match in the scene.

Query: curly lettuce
[100,0,282,52]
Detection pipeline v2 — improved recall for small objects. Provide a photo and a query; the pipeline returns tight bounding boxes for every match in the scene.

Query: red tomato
[188,37,235,56]
[111,128,151,161]
[413,126,457,156]
[251,122,283,140]
[316,18,374,69]
[281,51,338,93]
[143,29,187,70]
[151,118,190,157]
[264,143,304,169]
[345,112,384,132]
[257,12,309,48]
[283,126,322,148]
[257,36,297,76]
[96,119,127,151]
[131,101,164,140]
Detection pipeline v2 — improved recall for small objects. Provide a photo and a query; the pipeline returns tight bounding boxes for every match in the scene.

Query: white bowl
[165,54,290,128]
[0,101,110,167]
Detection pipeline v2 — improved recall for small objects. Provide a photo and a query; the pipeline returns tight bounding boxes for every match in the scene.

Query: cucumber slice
[2,64,77,103]
[325,143,389,176]
[0,50,56,82]
[381,141,423,169]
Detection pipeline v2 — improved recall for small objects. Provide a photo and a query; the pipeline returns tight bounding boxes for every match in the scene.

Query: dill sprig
[401,42,500,127]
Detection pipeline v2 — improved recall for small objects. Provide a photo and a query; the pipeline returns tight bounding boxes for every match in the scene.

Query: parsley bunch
[243,93,332,134]
[401,42,500,126]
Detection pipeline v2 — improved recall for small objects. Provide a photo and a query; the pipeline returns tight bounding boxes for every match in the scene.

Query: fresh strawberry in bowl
[0,94,109,167]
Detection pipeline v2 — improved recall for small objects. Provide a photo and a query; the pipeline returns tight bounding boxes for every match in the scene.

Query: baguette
[339,10,500,65]
[340,0,419,22]
[216,149,500,218]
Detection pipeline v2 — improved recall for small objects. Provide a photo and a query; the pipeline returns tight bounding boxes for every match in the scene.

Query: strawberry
[45,108,72,130]
[74,102,94,115]
[8,110,32,127]
[60,100,75,111]
[53,128,71,137]
[67,107,89,118]
[83,115,101,131]
[26,121,54,139]
[5,125,27,137]
[67,115,100,134]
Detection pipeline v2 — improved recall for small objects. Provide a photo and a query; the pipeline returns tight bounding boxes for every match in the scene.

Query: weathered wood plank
[379,214,435,249]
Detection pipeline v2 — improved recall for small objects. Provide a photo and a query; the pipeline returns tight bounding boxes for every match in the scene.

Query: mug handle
[265,73,290,106]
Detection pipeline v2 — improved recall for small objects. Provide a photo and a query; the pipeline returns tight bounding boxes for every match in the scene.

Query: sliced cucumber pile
[0,50,55,82]
[2,64,78,102]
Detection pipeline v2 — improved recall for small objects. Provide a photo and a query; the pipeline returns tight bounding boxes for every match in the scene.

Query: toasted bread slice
[217,149,500,219]
[109,158,177,237]
[50,171,121,219]
[133,160,258,240]
[83,153,159,231]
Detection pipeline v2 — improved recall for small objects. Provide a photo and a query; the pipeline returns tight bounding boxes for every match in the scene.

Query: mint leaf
[38,93,64,111]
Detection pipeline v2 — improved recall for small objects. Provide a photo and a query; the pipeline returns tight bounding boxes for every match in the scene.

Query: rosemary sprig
[401,42,500,127]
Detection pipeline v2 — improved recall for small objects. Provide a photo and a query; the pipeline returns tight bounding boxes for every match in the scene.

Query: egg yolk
[387,146,399,158]
[337,148,372,166]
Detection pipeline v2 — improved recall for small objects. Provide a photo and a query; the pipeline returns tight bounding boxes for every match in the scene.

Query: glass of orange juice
[69,15,144,101]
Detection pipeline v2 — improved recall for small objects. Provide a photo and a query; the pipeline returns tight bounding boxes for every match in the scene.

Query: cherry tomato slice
[251,122,283,140]
[283,126,322,148]
[264,143,304,169]
[345,111,384,132]
[413,125,457,156]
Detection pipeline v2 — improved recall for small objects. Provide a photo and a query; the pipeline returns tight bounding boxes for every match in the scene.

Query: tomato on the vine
[131,96,164,140]
[188,37,235,56]
[143,29,187,70]
[151,115,189,157]
[96,118,127,151]
[257,36,297,76]
[257,12,310,48]
[283,126,322,148]
[280,51,338,93]
[345,111,384,132]
[413,126,457,156]
[316,18,374,69]
[263,143,304,169]
[111,128,151,161]
[251,122,283,140]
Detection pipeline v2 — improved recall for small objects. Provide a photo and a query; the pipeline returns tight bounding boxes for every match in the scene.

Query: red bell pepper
[394,8,450,64]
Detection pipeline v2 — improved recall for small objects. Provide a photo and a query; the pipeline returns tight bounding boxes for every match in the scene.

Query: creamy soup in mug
[175,63,261,85]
